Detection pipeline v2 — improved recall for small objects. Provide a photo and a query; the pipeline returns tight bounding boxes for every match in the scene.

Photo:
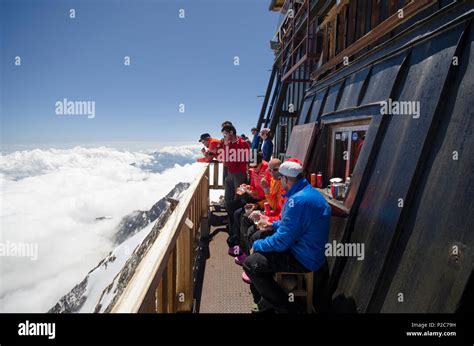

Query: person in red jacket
[247,155,272,201]
[220,121,234,180]
[220,124,251,254]
[235,157,285,266]
[230,153,271,256]
[220,124,249,182]
[197,133,221,162]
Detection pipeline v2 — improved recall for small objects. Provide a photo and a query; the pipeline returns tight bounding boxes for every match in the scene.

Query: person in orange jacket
[235,158,286,266]
[197,133,221,163]
[258,158,286,220]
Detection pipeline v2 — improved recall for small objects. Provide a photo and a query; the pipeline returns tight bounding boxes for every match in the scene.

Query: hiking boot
[251,298,274,313]
[234,253,248,266]
[241,271,252,284]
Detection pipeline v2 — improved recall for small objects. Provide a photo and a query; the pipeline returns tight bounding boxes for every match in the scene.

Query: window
[329,123,369,180]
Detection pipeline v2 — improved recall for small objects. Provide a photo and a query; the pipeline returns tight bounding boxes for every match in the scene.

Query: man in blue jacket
[243,158,331,313]
[260,128,274,162]
[250,127,260,152]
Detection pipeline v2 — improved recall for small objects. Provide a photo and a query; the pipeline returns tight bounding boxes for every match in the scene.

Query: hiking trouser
[224,172,247,205]
[239,217,256,255]
[226,197,258,247]
[243,230,310,311]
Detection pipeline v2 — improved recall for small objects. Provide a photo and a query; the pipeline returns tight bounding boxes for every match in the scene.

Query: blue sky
[0,0,278,147]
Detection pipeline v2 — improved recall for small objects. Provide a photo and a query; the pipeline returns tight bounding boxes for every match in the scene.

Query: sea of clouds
[0,144,203,312]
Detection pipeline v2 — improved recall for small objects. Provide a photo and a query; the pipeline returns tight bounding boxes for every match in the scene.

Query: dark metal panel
[308,88,328,123]
[322,103,380,122]
[360,51,407,105]
[296,93,316,125]
[327,217,349,276]
[306,123,329,181]
[337,66,372,111]
[322,80,345,114]
[378,21,474,313]
[333,24,464,313]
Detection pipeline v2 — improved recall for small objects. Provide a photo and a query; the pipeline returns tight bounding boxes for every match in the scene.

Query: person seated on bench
[243,158,331,313]
[235,158,286,265]
[226,152,270,256]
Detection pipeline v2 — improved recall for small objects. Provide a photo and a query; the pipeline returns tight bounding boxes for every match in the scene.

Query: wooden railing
[111,164,210,313]
[110,161,226,313]
[209,160,225,189]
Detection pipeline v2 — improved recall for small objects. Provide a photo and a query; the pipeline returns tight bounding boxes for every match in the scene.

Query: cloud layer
[0,145,202,312]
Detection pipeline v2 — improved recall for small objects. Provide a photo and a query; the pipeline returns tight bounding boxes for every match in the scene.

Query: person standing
[197,133,221,162]
[220,121,234,181]
[221,124,249,204]
[221,125,250,247]
[251,127,261,152]
[260,128,274,162]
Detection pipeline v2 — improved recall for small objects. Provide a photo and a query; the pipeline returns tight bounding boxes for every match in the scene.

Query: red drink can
[310,173,317,187]
[317,172,323,188]
[264,202,271,216]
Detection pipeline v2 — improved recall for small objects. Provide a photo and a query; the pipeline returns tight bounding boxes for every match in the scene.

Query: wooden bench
[275,272,314,313]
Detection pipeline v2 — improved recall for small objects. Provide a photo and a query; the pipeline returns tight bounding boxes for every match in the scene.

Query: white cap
[279,158,303,177]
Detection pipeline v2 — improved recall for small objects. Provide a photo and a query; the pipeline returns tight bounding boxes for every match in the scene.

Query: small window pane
[349,130,367,175]
[333,131,349,179]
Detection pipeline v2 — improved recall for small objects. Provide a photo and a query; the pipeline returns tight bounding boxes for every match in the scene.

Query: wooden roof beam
[311,0,438,81]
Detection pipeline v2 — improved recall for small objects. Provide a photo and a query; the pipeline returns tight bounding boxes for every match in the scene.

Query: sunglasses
[269,167,279,172]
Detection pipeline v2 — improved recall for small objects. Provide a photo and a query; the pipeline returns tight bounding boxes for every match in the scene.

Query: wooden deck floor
[199,227,252,313]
